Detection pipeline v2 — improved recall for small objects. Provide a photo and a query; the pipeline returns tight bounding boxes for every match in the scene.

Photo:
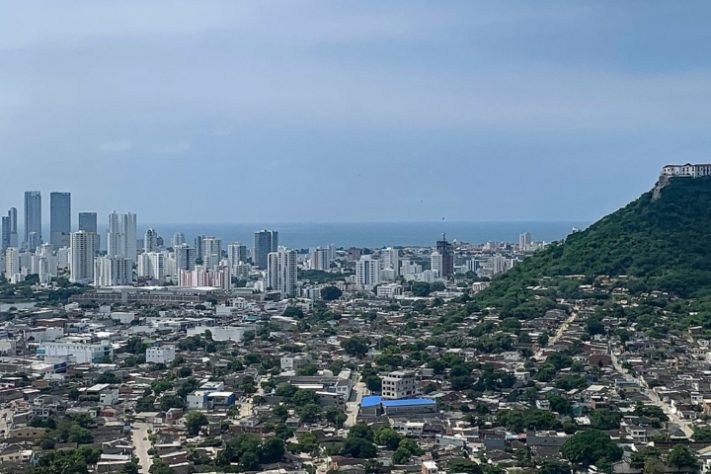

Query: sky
[1,1,711,225]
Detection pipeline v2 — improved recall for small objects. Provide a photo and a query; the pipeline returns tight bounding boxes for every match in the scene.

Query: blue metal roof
[360,395,382,408]
[382,398,436,407]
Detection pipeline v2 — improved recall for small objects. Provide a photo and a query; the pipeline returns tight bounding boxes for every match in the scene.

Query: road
[0,405,15,438]
[534,311,578,360]
[345,374,366,428]
[609,346,694,437]
[132,422,153,473]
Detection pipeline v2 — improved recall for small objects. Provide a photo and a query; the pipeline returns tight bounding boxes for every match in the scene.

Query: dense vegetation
[478,176,711,313]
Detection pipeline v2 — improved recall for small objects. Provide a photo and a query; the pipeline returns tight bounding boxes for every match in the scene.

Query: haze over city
[3,2,711,223]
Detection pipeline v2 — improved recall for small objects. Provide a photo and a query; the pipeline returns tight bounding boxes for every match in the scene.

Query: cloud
[99,140,133,153]
[152,142,191,154]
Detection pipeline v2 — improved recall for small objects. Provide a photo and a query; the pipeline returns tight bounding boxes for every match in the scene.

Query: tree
[694,426,711,442]
[538,461,572,474]
[343,336,369,358]
[590,409,621,430]
[342,437,377,458]
[148,459,175,474]
[348,423,374,442]
[446,460,483,474]
[185,411,208,436]
[321,286,343,301]
[240,451,260,471]
[667,445,698,470]
[282,306,304,318]
[374,427,402,450]
[325,408,347,428]
[297,403,321,423]
[561,430,622,467]
[365,375,382,392]
[260,437,285,464]
[411,282,431,297]
[392,447,411,464]
[159,394,186,412]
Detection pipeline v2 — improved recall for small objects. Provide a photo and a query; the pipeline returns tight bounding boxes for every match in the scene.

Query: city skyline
[3,2,711,223]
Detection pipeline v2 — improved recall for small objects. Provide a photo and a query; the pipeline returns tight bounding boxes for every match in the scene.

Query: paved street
[345,374,366,428]
[132,422,153,473]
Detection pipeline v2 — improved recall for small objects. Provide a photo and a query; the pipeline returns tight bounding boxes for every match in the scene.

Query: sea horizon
[132,221,589,249]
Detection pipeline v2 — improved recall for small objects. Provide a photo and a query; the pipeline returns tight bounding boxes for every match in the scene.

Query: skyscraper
[381,247,400,276]
[144,228,158,252]
[227,242,248,267]
[355,255,380,290]
[78,212,99,254]
[436,234,454,278]
[24,191,42,248]
[1,207,18,250]
[50,192,71,248]
[518,232,532,250]
[267,248,297,297]
[254,229,278,270]
[172,232,186,248]
[310,248,330,271]
[94,256,132,286]
[107,212,137,265]
[202,237,222,268]
[70,230,96,284]
[174,244,197,272]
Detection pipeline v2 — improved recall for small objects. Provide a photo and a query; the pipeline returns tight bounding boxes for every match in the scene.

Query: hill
[477,175,711,313]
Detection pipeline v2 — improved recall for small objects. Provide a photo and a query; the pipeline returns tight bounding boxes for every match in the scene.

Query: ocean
[141,221,588,249]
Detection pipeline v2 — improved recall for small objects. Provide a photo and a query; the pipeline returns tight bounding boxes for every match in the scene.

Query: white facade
[377,283,403,299]
[381,247,400,276]
[661,163,711,178]
[144,228,158,252]
[186,325,253,342]
[355,255,380,290]
[94,256,132,286]
[70,231,95,284]
[146,345,176,364]
[107,212,137,265]
[39,340,113,364]
[430,251,443,278]
[267,248,297,297]
[138,252,165,281]
[4,247,19,278]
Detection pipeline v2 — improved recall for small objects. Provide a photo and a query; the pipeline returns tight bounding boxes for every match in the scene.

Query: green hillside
[478,176,711,311]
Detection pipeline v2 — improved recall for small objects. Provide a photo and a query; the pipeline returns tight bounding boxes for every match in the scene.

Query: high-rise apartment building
[381,247,400,276]
[94,256,132,286]
[310,248,330,271]
[519,232,532,251]
[24,191,42,248]
[254,230,278,270]
[435,235,454,278]
[1,207,18,249]
[266,248,297,297]
[174,244,197,272]
[78,212,99,254]
[227,243,248,267]
[70,231,96,284]
[50,192,71,248]
[355,255,380,290]
[202,237,222,268]
[107,212,137,265]
[172,232,186,248]
[4,247,20,279]
[144,228,158,252]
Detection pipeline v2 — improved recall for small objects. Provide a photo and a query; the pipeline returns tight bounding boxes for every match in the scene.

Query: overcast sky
[1,1,710,224]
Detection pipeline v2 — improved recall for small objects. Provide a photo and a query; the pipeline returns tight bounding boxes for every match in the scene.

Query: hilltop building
[661,163,711,178]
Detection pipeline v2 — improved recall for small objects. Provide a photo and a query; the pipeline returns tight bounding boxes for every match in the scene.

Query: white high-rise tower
[107,212,137,265]
[70,231,96,284]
